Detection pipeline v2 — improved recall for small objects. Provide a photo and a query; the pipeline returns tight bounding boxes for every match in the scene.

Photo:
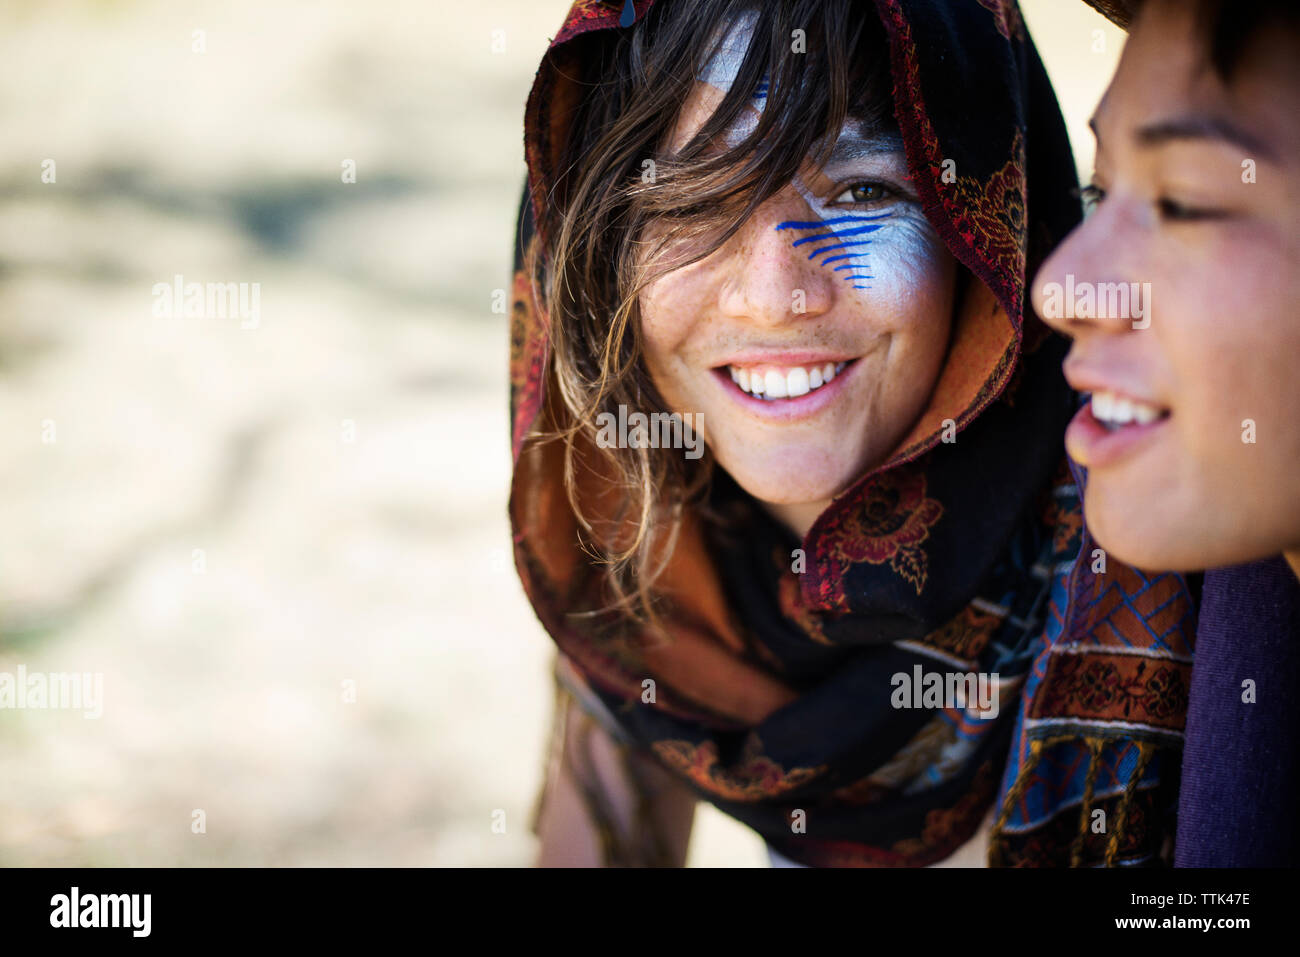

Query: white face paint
[697,9,767,148]
[697,9,763,97]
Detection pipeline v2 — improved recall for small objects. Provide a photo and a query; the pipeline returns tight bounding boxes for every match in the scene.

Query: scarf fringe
[1106,739,1157,867]
[988,734,1158,867]
[988,737,1044,866]
[1070,738,1106,866]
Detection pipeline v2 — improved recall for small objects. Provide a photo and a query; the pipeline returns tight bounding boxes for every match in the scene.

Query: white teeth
[1090,389,1167,427]
[725,361,851,400]
[1092,391,1112,421]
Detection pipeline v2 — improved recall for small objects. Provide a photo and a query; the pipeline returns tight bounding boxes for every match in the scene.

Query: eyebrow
[1089,114,1275,160]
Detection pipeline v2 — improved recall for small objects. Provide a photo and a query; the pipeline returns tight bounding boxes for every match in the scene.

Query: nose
[1031,199,1141,338]
[715,185,838,327]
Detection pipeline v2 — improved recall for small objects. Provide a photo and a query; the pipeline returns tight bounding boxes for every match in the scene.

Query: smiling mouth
[1089,389,1171,431]
[723,361,850,400]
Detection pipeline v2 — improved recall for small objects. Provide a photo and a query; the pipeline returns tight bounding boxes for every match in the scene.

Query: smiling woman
[636,8,955,538]
[511,0,1198,867]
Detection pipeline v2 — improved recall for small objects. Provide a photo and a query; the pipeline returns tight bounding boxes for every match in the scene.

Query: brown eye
[836,182,891,204]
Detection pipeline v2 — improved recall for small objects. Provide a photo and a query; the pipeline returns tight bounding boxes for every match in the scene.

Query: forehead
[1094,0,1300,162]
[671,10,897,156]
[698,8,760,92]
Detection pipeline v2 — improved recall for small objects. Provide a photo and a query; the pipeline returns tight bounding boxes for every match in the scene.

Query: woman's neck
[762,499,829,542]
[1286,550,1300,582]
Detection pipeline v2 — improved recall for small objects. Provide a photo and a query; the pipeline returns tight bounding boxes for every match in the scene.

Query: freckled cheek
[637,281,707,400]
[643,257,720,339]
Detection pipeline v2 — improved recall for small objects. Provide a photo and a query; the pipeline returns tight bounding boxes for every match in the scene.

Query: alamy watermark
[0,665,103,718]
[50,887,150,937]
[1040,274,1152,329]
[891,665,999,719]
[152,273,260,329]
[595,406,704,460]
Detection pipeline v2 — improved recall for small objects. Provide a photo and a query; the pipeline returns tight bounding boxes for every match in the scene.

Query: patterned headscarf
[510,0,1197,866]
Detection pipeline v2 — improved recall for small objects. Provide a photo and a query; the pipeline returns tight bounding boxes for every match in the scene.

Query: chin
[723,456,856,511]
[1083,486,1169,570]
[1083,487,1214,574]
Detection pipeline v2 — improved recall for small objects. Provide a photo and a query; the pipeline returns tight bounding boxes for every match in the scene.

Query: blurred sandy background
[0,0,1122,866]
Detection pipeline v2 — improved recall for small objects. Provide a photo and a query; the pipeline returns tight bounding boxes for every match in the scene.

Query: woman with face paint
[511,0,1197,867]
[1035,0,1300,866]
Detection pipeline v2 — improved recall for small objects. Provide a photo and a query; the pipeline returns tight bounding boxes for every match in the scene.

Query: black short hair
[1102,0,1300,82]
[1192,0,1300,82]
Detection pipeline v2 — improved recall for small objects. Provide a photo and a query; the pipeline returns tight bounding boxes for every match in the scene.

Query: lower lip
[1065,399,1169,469]
[711,360,859,422]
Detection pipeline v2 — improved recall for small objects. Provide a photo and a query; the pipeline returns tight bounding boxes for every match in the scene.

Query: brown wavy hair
[528,0,897,628]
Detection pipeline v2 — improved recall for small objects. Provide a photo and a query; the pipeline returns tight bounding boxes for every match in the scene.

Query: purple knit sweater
[1176,556,1300,867]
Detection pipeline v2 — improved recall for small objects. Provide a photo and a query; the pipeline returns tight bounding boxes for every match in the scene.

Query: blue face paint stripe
[774,210,889,227]
[806,239,872,257]
[776,214,890,230]
[790,224,883,247]
[772,211,888,291]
